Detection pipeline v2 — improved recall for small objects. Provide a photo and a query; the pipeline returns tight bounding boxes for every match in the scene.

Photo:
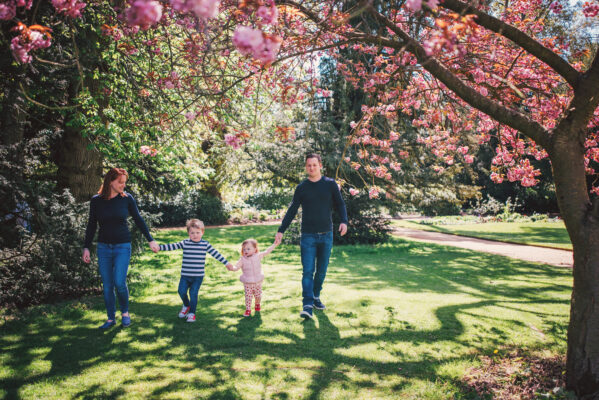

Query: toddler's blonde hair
[241,238,258,255]
[186,219,205,232]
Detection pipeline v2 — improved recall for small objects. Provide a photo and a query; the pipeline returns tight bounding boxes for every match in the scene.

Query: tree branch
[440,0,581,88]
[364,7,550,148]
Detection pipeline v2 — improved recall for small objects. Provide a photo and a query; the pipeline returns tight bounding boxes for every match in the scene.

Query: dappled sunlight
[0,225,572,399]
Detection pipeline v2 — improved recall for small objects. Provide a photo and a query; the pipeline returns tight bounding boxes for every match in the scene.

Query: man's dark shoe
[300,306,313,319]
[313,298,326,310]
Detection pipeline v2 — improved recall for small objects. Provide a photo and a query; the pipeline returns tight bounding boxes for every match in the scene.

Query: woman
[82,167,159,329]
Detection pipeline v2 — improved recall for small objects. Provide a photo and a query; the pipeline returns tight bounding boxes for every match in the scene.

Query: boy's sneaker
[243,309,251,317]
[186,313,196,323]
[178,306,190,318]
[254,304,261,312]
[313,298,326,310]
[122,315,131,327]
[300,306,313,319]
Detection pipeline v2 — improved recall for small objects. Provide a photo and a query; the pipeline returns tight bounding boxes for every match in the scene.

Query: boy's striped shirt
[159,239,228,277]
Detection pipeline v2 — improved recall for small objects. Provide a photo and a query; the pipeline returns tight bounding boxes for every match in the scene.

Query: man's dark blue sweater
[84,192,153,249]
[278,176,348,234]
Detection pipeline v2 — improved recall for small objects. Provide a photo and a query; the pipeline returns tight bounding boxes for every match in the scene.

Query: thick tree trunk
[54,126,103,202]
[549,131,599,398]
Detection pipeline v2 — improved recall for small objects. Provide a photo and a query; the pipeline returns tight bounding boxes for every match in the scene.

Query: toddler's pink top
[232,246,275,284]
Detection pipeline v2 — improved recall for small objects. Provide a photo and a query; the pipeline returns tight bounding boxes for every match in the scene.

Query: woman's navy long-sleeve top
[83,192,153,249]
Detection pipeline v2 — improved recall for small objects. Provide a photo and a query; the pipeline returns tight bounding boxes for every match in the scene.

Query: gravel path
[392,227,573,267]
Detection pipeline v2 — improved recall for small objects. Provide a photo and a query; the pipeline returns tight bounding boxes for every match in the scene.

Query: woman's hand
[149,240,159,253]
[82,248,91,263]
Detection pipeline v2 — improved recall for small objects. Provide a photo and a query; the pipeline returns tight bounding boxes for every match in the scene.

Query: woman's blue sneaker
[122,315,131,327]
[99,320,116,330]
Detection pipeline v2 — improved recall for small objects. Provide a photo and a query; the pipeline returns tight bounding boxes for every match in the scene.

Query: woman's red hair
[98,168,128,199]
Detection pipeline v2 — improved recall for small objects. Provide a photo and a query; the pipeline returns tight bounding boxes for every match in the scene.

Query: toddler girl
[229,238,277,316]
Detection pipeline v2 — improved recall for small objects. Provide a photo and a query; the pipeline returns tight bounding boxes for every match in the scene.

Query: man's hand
[339,223,348,236]
[274,232,283,245]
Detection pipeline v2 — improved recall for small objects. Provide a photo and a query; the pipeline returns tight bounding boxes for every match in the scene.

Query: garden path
[392,226,573,267]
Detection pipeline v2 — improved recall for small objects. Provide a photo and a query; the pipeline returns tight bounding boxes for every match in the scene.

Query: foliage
[0,190,159,309]
[139,189,229,227]
[245,189,292,211]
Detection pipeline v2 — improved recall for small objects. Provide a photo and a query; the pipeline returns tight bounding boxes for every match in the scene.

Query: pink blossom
[591,186,599,196]
[232,27,282,65]
[368,187,380,199]
[490,172,504,183]
[426,0,439,9]
[0,2,17,20]
[189,0,220,19]
[224,134,242,149]
[10,27,52,64]
[125,0,163,30]
[405,0,422,11]
[256,4,278,26]
[185,112,195,120]
[550,1,563,13]
[349,121,358,129]
[321,89,333,98]
[140,145,158,156]
[232,26,264,57]
[52,0,86,18]
[583,2,599,17]
[349,188,360,196]
[464,154,474,164]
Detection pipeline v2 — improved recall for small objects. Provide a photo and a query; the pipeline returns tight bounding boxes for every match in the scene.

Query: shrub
[140,189,228,227]
[0,190,159,309]
[246,190,292,211]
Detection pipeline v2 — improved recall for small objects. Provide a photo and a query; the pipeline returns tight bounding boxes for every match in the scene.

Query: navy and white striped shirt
[159,239,229,277]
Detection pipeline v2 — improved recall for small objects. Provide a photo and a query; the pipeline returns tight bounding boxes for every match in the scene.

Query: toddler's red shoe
[255,304,261,312]
[243,309,251,317]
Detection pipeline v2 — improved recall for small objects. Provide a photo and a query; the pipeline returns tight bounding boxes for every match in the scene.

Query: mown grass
[0,225,573,399]
[393,219,572,250]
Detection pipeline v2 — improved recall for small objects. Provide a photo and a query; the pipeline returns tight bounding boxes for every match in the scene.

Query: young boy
[156,219,233,322]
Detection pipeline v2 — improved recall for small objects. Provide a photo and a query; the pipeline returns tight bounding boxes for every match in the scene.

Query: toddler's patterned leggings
[244,282,262,310]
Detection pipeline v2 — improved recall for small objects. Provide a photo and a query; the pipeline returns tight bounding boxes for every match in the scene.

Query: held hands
[339,223,348,236]
[82,248,91,263]
[149,240,159,253]
[274,232,283,246]
[225,263,234,271]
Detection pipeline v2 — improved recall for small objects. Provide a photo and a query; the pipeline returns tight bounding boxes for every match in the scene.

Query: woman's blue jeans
[97,242,131,320]
[300,231,333,307]
[178,276,204,314]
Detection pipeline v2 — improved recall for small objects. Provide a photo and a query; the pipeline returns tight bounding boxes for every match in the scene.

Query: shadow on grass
[0,228,573,399]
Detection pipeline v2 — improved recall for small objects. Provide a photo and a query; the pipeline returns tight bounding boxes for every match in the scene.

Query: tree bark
[54,126,103,202]
[548,129,599,398]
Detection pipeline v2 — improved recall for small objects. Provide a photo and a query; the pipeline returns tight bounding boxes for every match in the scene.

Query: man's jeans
[300,231,333,307]
[97,242,131,320]
[178,276,204,314]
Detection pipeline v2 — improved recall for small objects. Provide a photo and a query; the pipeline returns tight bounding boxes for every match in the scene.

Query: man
[274,153,348,319]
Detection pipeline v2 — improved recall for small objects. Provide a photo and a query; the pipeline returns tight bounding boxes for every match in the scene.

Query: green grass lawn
[0,225,573,399]
[392,219,572,250]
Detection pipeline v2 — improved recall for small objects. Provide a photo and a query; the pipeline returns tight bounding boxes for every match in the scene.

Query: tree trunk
[549,130,599,398]
[54,125,103,202]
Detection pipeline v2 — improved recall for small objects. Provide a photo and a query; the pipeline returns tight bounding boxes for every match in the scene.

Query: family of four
[82,153,348,329]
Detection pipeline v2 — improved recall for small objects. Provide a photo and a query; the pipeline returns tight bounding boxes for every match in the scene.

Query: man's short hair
[305,153,322,163]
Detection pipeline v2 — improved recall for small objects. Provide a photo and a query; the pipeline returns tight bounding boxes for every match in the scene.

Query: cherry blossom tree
[3,0,599,395]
